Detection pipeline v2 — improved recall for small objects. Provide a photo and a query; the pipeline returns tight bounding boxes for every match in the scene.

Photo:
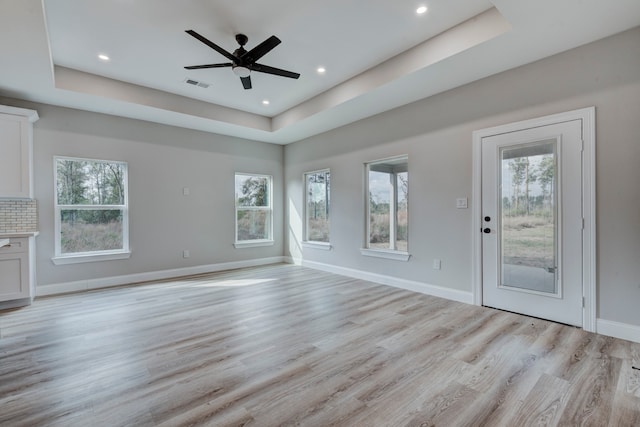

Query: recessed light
[416,5,428,14]
[98,54,110,61]
[317,67,326,74]
[262,100,270,105]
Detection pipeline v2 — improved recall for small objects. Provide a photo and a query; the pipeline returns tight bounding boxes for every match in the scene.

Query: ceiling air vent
[184,78,210,89]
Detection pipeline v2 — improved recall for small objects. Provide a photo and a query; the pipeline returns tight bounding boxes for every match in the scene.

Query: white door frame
[472,107,596,332]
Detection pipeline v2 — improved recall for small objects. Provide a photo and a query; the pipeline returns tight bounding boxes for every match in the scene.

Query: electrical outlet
[183,250,190,258]
[456,198,468,209]
[433,259,441,270]
[183,187,190,196]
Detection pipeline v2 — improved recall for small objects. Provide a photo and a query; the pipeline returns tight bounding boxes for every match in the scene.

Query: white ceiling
[1,0,640,144]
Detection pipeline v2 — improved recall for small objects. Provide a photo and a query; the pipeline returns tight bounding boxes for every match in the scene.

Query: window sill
[302,242,332,251]
[52,250,131,265]
[234,240,274,249]
[360,248,411,262]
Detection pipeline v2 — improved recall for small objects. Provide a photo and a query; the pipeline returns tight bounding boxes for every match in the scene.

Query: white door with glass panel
[481,120,583,326]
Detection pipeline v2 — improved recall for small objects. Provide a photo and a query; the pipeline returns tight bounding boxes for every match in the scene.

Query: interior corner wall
[284,27,640,327]
[0,99,284,289]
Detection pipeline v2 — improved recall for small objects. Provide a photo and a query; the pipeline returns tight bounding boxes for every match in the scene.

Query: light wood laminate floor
[1,264,639,426]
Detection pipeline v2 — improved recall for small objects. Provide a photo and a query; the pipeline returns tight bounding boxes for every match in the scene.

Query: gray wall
[0,100,284,287]
[285,27,640,326]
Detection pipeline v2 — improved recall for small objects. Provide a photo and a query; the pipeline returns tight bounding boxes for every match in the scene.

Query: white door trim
[472,107,596,332]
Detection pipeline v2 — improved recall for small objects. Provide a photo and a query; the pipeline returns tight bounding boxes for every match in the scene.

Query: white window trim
[233,240,274,249]
[234,173,274,246]
[53,156,130,264]
[52,250,131,265]
[303,168,331,245]
[302,241,332,251]
[364,155,409,256]
[360,248,410,261]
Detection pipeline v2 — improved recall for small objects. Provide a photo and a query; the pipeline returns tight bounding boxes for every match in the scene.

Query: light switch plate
[456,198,468,209]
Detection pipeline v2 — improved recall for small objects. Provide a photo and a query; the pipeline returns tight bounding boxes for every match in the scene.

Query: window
[304,169,330,244]
[363,156,409,260]
[235,173,273,247]
[53,156,129,264]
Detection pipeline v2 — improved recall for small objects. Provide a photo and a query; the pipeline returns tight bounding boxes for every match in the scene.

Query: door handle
[483,228,491,234]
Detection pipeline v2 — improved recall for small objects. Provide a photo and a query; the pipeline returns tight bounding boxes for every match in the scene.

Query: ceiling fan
[184,30,300,90]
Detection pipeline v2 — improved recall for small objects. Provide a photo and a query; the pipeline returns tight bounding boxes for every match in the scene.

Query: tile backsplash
[0,199,38,233]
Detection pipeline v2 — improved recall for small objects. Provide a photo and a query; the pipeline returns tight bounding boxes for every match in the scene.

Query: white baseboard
[596,318,640,344]
[300,259,473,304]
[36,257,286,297]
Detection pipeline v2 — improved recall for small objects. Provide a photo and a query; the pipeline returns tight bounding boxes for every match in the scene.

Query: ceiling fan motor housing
[232,42,250,77]
[233,47,247,60]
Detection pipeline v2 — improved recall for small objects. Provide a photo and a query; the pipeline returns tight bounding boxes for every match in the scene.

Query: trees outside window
[304,170,330,243]
[54,157,128,258]
[235,173,272,243]
[366,156,408,252]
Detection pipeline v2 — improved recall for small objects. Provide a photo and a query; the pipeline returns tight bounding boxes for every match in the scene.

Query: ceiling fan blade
[185,30,236,62]
[242,36,281,64]
[184,63,233,70]
[240,76,252,90]
[251,63,300,79]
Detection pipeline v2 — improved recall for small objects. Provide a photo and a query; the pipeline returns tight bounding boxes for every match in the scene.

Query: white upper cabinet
[0,105,38,198]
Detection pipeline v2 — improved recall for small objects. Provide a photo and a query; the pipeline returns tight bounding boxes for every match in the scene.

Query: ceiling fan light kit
[184,30,300,90]
[232,66,251,78]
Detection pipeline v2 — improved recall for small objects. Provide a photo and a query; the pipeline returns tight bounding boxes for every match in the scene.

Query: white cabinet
[0,236,36,308]
[0,105,39,199]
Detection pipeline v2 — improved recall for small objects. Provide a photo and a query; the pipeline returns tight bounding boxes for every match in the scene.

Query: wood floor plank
[508,373,571,427]
[1,263,639,426]
[402,381,480,427]
[555,355,622,426]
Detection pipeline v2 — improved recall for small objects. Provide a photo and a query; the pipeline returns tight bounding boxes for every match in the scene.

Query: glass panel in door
[499,140,558,295]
